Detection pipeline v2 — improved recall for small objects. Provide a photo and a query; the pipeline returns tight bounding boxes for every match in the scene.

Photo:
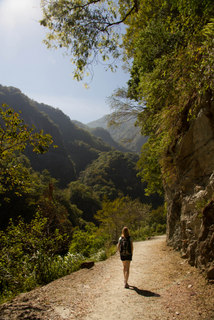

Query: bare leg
[122,261,126,279]
[122,261,131,287]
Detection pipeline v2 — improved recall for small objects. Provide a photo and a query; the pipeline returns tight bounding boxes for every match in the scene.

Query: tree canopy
[40,0,139,80]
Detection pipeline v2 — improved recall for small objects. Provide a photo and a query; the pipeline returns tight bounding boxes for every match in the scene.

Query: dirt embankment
[0,236,213,320]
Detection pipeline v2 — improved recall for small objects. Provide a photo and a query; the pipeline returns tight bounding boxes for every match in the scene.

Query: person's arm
[117,238,121,252]
[131,241,134,255]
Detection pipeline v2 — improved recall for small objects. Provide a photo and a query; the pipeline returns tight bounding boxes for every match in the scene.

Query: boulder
[80,261,95,269]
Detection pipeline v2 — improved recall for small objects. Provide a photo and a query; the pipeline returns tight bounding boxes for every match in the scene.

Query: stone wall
[166,104,214,279]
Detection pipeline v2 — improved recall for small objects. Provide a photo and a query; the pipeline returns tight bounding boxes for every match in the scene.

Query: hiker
[117,226,133,288]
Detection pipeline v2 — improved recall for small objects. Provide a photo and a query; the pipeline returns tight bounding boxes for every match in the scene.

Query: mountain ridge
[0,85,112,186]
[87,115,148,153]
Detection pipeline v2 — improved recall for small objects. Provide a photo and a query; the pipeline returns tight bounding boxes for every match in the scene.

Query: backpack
[119,236,131,255]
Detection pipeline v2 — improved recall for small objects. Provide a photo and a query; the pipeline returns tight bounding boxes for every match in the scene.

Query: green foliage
[0,104,53,156]
[0,85,113,185]
[95,196,152,241]
[69,222,117,261]
[104,244,118,258]
[69,223,105,257]
[80,150,163,207]
[89,115,147,153]
[0,214,70,302]
[31,251,84,286]
[137,138,163,196]
[147,206,166,227]
[40,0,138,80]
[131,206,166,240]
[0,104,53,199]
[0,212,111,302]
[0,104,59,228]
[66,181,102,223]
[0,158,77,230]
[125,0,214,190]
[81,150,154,201]
[96,197,166,242]
[131,226,154,241]
[54,187,83,227]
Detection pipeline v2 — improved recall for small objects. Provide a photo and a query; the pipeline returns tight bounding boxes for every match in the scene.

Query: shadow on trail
[128,286,160,297]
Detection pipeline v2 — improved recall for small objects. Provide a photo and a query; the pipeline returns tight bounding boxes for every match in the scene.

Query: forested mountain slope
[87,115,148,153]
[35,102,112,176]
[89,127,130,152]
[0,85,75,186]
[72,120,133,152]
[80,150,162,207]
[0,85,112,186]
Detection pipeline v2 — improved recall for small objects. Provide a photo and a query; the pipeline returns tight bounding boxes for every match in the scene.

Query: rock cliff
[166,104,214,279]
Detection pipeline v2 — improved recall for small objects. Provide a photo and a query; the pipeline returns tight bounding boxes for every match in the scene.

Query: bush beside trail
[0,203,166,303]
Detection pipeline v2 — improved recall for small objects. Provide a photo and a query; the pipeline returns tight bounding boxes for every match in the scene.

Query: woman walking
[117,227,133,288]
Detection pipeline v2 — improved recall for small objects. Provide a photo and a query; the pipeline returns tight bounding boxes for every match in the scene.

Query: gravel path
[0,236,213,320]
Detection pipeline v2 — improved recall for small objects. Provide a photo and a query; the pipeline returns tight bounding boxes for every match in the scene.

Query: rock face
[166,105,214,279]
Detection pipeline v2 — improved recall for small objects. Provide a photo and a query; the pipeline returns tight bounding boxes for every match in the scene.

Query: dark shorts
[120,254,132,261]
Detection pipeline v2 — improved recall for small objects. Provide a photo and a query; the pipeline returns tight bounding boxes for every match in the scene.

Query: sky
[0,0,130,123]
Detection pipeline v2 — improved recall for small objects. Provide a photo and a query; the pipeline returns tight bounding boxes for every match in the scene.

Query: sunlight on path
[85,236,172,320]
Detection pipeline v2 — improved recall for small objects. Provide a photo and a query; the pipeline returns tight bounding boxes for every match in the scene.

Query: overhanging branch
[102,4,137,31]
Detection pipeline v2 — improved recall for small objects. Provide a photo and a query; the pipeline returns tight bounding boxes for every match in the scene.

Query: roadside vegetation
[0,204,165,303]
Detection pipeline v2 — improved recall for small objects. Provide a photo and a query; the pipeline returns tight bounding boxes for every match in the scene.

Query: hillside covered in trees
[87,115,147,153]
[0,85,112,186]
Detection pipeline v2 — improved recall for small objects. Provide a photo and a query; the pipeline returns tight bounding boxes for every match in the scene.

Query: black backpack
[120,236,131,255]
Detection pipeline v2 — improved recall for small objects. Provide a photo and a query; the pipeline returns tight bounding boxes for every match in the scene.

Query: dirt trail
[0,236,213,320]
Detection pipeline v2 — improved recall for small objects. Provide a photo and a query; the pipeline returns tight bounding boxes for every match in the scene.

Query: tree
[69,222,105,257]
[0,104,53,195]
[0,105,54,224]
[0,104,53,157]
[124,0,214,193]
[66,181,101,223]
[0,213,69,298]
[95,196,151,241]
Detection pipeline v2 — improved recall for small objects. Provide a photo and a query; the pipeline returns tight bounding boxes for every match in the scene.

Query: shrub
[0,213,69,302]
[69,223,105,257]
[131,225,154,241]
